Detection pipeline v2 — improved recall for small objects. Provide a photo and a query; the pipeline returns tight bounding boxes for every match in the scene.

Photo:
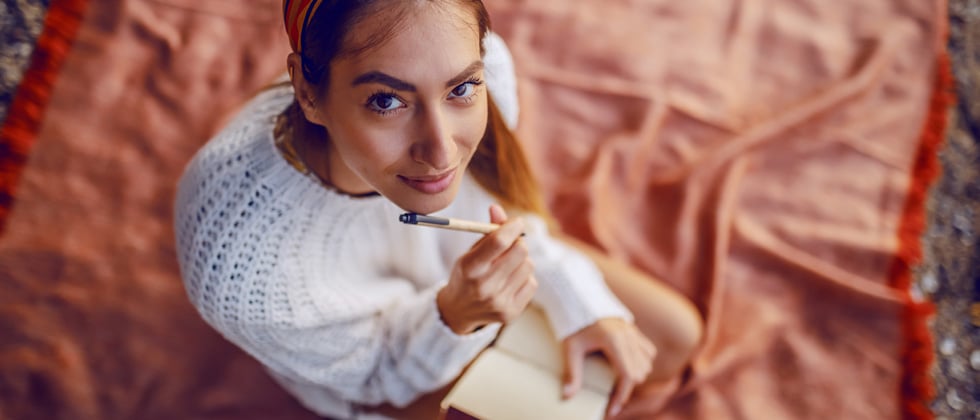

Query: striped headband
[283,0,326,53]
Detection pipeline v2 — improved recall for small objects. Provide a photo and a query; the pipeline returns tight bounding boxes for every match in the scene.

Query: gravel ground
[0,0,48,124]
[918,1,980,419]
[0,0,976,418]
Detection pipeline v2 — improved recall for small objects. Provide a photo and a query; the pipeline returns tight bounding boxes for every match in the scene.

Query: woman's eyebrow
[350,60,484,92]
[444,61,484,88]
[352,72,416,92]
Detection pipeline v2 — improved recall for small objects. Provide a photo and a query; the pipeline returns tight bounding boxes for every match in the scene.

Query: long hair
[274,0,547,215]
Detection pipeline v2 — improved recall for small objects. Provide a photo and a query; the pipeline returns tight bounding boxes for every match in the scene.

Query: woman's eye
[367,94,405,113]
[449,82,478,99]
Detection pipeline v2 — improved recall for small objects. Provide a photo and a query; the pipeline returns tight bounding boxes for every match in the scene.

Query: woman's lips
[398,169,456,194]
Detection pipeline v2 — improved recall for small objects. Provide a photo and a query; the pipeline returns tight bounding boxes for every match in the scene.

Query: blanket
[0,0,948,418]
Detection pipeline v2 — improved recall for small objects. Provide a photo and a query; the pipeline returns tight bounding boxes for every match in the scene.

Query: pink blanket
[483,0,946,417]
[0,0,946,418]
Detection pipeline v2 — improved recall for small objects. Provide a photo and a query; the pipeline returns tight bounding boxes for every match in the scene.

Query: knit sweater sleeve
[236,282,499,411]
[523,217,634,339]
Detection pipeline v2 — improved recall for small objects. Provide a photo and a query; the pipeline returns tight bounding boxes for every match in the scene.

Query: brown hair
[274,0,547,216]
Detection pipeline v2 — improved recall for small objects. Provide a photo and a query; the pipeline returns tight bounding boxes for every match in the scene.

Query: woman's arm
[526,225,703,417]
[553,232,704,383]
[522,216,635,338]
[214,281,499,410]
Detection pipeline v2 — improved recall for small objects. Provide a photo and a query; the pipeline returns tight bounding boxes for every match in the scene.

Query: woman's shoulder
[173,84,330,266]
[190,84,294,171]
[175,84,309,211]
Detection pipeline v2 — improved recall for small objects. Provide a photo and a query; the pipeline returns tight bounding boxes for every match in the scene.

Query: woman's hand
[561,318,657,418]
[436,204,537,335]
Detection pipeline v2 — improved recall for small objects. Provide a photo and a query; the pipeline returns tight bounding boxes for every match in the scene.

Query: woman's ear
[287,53,325,125]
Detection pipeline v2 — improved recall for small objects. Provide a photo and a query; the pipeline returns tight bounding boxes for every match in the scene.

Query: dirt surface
[0,0,48,123]
[918,1,980,418]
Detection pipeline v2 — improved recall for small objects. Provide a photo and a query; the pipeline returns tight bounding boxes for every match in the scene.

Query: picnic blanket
[0,0,948,418]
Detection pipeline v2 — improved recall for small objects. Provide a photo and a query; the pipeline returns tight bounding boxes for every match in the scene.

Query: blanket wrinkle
[486,1,942,417]
[143,0,282,22]
[567,33,902,304]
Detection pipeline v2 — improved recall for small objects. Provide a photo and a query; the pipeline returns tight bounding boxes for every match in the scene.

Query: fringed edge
[889,51,954,419]
[0,0,90,234]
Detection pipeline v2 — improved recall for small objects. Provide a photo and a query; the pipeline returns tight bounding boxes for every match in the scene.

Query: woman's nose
[411,105,456,170]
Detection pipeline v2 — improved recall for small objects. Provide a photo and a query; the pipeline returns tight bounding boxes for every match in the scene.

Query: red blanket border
[890,51,954,419]
[0,0,89,234]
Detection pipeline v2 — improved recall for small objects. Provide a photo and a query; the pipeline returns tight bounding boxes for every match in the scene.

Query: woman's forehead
[332,3,483,84]
[340,1,480,59]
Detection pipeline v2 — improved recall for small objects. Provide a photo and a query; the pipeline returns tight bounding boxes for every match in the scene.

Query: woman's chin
[396,195,454,215]
[387,184,459,215]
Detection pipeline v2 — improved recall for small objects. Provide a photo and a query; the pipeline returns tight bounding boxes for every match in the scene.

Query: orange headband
[283,0,326,53]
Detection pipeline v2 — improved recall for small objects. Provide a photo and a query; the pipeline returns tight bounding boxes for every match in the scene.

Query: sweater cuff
[534,253,633,339]
[523,218,633,339]
[398,287,500,389]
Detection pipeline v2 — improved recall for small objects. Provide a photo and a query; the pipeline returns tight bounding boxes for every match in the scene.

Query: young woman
[174,0,703,418]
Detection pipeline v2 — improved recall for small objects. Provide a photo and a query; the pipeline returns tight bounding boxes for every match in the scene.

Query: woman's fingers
[640,333,657,359]
[623,329,654,384]
[630,337,653,383]
[476,239,527,297]
[481,247,535,322]
[557,320,662,419]
[602,325,654,418]
[462,217,525,277]
[562,338,587,400]
[498,250,533,295]
[607,374,634,418]
[511,272,537,308]
[489,203,508,224]
[638,334,657,375]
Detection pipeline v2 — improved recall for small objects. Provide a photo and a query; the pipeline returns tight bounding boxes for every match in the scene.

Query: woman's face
[308,3,487,215]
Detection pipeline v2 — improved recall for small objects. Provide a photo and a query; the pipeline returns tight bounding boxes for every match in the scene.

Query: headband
[283,0,326,53]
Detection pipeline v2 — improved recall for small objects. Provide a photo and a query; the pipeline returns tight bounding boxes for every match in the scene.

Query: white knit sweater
[174,33,631,419]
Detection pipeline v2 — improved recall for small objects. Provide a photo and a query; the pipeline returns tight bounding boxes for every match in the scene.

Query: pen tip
[399,213,415,224]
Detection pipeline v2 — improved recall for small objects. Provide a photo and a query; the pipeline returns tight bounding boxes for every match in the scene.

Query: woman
[174,0,703,418]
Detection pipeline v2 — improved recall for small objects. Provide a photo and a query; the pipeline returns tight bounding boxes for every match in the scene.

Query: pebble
[952,210,974,245]
[939,337,956,356]
[952,210,971,231]
[946,389,965,411]
[949,357,969,380]
[909,283,924,302]
[971,349,980,371]
[919,271,939,294]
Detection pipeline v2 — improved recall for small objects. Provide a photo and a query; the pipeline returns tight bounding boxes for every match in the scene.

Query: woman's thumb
[489,204,508,225]
[562,341,585,400]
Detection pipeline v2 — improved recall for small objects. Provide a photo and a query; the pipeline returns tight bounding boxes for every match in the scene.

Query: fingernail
[493,203,506,215]
[610,404,622,417]
[562,384,573,398]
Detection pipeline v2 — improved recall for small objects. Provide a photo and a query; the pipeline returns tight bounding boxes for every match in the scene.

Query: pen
[399,213,524,235]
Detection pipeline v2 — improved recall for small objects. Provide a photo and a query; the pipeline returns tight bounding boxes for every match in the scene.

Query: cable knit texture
[174,33,630,419]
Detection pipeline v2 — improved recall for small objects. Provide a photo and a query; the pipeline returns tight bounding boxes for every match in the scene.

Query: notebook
[440,305,615,420]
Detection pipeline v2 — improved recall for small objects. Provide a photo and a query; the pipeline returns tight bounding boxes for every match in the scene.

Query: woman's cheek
[368,131,413,166]
[463,105,489,149]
